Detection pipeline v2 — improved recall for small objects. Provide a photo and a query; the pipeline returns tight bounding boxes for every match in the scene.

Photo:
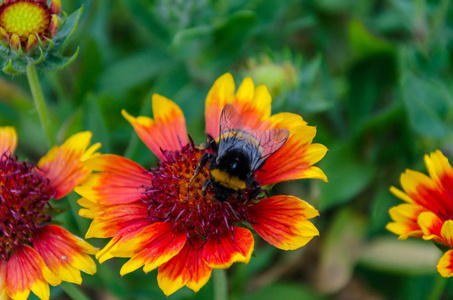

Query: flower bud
[49,15,59,38]
[0,27,9,44]
[10,33,20,51]
[50,0,61,15]
[26,34,38,52]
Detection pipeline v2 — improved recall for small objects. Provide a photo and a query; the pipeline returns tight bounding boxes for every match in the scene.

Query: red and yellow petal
[389,186,414,204]
[75,154,152,206]
[247,195,319,250]
[205,73,236,138]
[397,166,452,217]
[267,112,307,130]
[233,78,272,129]
[157,240,212,296]
[77,198,100,219]
[203,227,254,269]
[6,245,59,300]
[417,211,443,242]
[0,260,8,300]
[33,225,97,285]
[205,74,275,138]
[114,222,187,275]
[424,150,453,184]
[256,125,328,185]
[85,202,149,239]
[37,131,101,199]
[96,219,152,263]
[0,126,17,156]
[122,94,187,160]
[399,169,436,202]
[441,220,453,247]
[437,249,453,277]
[386,203,426,239]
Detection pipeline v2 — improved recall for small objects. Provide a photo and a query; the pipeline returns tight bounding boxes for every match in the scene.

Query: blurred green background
[2,0,453,299]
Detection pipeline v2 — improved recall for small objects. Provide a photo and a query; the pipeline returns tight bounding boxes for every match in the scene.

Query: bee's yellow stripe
[211,169,246,190]
[220,130,260,147]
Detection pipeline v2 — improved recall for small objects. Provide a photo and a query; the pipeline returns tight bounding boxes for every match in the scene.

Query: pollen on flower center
[142,142,254,241]
[0,1,50,38]
[0,154,55,260]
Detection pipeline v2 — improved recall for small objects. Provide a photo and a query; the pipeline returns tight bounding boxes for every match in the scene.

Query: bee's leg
[207,134,217,152]
[189,153,211,184]
[201,179,211,196]
[248,182,262,200]
[198,134,217,151]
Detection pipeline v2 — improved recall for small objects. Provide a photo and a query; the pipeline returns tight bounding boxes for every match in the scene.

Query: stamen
[141,140,264,243]
[0,154,54,260]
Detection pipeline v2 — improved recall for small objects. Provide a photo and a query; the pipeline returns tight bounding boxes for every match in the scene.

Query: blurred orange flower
[388,150,453,277]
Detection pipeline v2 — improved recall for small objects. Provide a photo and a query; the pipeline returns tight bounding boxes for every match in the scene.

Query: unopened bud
[0,27,9,44]
[26,34,38,52]
[49,15,59,38]
[50,0,61,15]
[10,33,21,51]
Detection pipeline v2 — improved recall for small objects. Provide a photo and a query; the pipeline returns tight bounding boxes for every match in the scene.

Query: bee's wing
[250,128,290,172]
[217,104,245,158]
[219,104,244,135]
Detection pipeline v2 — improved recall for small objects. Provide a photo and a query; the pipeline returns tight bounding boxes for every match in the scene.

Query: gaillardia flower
[76,73,328,296]
[0,0,82,74]
[387,150,453,277]
[0,127,100,300]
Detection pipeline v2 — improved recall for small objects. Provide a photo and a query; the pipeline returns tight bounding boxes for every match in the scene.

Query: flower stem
[26,64,55,146]
[427,275,447,300]
[60,282,90,300]
[213,269,228,300]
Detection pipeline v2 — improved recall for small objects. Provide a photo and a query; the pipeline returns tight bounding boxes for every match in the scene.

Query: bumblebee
[192,104,289,202]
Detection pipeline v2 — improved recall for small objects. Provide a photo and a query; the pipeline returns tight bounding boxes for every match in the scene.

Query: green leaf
[401,72,453,138]
[38,47,79,71]
[348,19,394,58]
[73,38,103,101]
[369,188,399,234]
[53,6,84,49]
[170,26,213,58]
[85,93,111,153]
[97,49,172,92]
[319,143,376,211]
[347,53,397,131]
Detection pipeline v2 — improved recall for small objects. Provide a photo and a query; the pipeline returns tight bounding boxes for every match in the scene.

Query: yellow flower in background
[387,150,453,277]
[0,127,100,300]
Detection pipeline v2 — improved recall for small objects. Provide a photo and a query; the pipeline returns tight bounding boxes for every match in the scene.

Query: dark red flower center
[142,142,257,242]
[0,154,55,260]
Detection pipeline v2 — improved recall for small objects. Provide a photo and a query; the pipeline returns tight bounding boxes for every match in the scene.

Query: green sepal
[2,59,25,74]
[33,47,45,65]
[39,47,79,71]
